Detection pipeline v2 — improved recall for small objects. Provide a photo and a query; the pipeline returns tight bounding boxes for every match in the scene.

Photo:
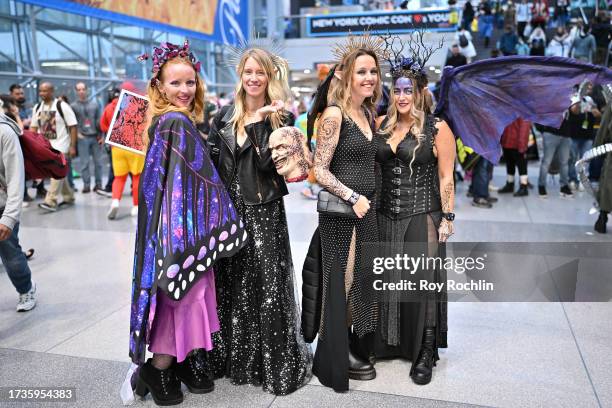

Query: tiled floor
[0,164,610,407]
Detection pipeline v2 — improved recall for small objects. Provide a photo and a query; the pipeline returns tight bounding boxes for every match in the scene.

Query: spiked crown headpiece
[331,31,386,66]
[380,30,443,87]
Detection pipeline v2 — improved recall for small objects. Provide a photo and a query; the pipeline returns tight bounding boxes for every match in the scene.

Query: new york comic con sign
[307,9,455,37]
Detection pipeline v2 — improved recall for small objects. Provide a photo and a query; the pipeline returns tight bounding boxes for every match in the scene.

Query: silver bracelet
[347,191,360,205]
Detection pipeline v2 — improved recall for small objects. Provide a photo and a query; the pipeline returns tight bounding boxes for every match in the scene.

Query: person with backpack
[30,82,78,212]
[455,27,477,62]
[0,99,36,312]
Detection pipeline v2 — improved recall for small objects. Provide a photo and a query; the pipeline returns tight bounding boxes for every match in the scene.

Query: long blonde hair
[144,57,205,146]
[380,77,427,175]
[230,48,291,133]
[328,49,383,120]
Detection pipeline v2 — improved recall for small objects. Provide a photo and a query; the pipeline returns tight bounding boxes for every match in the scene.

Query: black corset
[379,158,441,219]
[375,114,441,219]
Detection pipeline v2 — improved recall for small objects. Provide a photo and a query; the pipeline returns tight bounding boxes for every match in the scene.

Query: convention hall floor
[1,165,611,408]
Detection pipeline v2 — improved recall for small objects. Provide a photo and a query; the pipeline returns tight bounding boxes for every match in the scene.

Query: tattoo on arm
[441,181,454,213]
[313,116,351,199]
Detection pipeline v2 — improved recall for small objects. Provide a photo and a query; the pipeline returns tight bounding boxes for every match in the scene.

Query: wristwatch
[442,212,455,221]
[347,191,361,205]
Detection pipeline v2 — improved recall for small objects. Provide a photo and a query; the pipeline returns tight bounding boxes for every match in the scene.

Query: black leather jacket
[207,104,293,205]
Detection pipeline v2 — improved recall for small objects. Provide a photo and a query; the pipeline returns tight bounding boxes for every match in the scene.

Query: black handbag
[317,189,357,218]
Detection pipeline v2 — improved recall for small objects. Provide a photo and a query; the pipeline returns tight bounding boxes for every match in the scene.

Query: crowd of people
[439,1,610,226]
[451,0,610,63]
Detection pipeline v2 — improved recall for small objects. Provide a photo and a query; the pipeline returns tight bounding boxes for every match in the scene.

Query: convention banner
[17,0,249,46]
[307,9,456,37]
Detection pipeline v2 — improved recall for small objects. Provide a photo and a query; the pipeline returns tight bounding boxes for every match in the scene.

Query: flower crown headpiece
[380,30,443,88]
[138,40,201,83]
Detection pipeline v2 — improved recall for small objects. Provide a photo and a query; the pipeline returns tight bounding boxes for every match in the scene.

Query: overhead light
[429,66,436,71]
[434,69,441,74]
[385,73,391,77]
[304,69,311,74]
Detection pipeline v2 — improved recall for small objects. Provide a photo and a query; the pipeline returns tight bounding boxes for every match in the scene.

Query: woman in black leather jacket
[205,47,312,396]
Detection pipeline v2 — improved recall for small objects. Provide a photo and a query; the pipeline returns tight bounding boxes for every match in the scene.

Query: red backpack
[19,129,68,180]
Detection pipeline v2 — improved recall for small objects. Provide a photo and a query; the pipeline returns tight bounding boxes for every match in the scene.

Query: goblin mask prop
[269,126,312,182]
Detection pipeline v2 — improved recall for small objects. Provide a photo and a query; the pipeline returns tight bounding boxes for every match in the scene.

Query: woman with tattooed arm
[307,35,384,392]
[372,38,455,385]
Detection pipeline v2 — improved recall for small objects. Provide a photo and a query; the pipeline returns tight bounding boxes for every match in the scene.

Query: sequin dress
[313,112,378,392]
[207,142,312,396]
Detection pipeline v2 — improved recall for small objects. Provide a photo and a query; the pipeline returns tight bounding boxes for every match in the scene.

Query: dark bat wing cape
[434,56,612,163]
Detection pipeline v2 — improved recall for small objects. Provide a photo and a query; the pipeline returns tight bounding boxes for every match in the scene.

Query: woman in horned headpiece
[373,34,455,385]
[126,41,247,406]
[205,44,312,395]
[306,34,384,392]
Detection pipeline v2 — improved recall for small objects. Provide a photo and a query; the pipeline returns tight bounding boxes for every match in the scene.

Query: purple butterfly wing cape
[434,56,612,163]
[129,111,247,365]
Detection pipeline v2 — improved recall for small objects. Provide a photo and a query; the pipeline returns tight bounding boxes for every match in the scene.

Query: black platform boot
[498,181,515,193]
[348,329,376,381]
[134,359,183,406]
[594,211,608,234]
[175,349,214,394]
[411,327,436,385]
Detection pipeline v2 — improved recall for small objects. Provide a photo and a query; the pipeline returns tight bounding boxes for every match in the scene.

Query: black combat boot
[348,329,376,380]
[411,327,436,385]
[594,211,608,234]
[498,181,515,193]
[134,359,183,406]
[513,184,528,197]
[175,349,214,394]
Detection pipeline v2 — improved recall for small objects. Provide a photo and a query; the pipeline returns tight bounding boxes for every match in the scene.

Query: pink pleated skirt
[148,270,219,363]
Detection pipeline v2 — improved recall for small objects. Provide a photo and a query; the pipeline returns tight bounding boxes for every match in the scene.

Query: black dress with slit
[313,113,378,392]
[373,115,448,373]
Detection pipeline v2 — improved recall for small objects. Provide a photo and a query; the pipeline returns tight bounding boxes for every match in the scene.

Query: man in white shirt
[30,82,78,211]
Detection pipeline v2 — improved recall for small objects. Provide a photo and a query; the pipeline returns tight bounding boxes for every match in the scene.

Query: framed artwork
[105,89,148,155]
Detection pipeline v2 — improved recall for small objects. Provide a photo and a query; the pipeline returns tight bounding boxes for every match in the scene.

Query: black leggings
[503,148,527,177]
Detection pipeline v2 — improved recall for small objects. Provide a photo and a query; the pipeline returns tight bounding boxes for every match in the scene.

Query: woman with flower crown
[372,34,455,385]
[205,44,312,396]
[125,41,247,406]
